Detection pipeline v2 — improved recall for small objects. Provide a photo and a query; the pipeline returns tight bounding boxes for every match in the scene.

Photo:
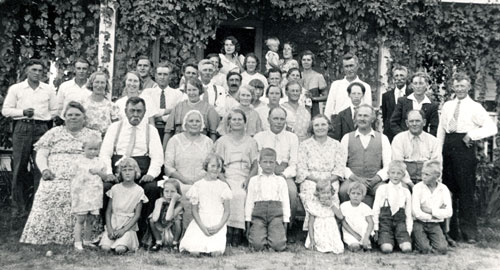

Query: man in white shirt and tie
[437,72,497,243]
[199,59,226,117]
[56,58,92,124]
[324,53,372,121]
[142,62,184,139]
[2,59,57,217]
[100,96,164,237]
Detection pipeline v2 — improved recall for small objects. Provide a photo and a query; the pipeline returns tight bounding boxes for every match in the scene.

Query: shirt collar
[355,129,375,138]
[407,93,431,104]
[21,79,48,90]
[344,76,360,83]
[395,85,406,94]
[123,118,147,129]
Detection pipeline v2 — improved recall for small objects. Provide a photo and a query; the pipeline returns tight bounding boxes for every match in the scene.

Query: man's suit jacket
[381,86,412,141]
[332,107,356,141]
[389,97,439,137]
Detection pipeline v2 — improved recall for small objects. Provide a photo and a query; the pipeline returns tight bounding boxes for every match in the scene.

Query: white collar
[355,129,375,137]
[407,93,431,104]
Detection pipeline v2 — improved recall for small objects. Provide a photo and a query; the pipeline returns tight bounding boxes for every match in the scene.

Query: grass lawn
[1,207,500,270]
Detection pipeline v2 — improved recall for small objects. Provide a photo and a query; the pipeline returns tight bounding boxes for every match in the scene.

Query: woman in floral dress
[20,102,101,245]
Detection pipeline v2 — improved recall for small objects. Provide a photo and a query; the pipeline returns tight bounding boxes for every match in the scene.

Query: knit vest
[347,131,383,178]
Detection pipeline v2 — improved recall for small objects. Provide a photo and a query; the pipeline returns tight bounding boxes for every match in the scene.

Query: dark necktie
[160,89,166,109]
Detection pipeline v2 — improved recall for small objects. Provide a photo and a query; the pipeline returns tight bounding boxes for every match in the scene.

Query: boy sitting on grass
[373,160,413,253]
[245,148,290,251]
[412,160,452,254]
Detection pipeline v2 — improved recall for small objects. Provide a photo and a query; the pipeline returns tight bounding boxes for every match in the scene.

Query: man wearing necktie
[437,72,497,244]
[332,82,367,140]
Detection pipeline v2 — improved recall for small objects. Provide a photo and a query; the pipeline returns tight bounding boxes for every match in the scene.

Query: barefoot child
[412,160,452,254]
[100,158,148,254]
[180,154,232,256]
[340,182,374,251]
[71,134,107,251]
[245,148,290,252]
[304,180,344,253]
[149,180,183,251]
[373,160,412,253]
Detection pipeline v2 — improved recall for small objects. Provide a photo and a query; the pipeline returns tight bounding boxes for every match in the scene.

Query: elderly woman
[83,71,119,135]
[217,86,263,136]
[301,51,327,117]
[164,77,219,145]
[20,101,101,245]
[255,85,282,131]
[241,53,268,90]
[165,110,214,232]
[282,81,311,142]
[214,109,258,246]
[219,36,245,74]
[114,71,157,123]
[297,114,345,230]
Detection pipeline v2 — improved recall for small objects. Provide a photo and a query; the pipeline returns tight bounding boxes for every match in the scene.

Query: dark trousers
[11,120,48,212]
[248,201,286,251]
[413,220,448,254]
[442,133,477,240]
[378,202,411,246]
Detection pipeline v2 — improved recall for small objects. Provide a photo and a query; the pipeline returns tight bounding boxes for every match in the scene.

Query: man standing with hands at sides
[136,56,157,89]
[324,53,372,122]
[338,104,391,207]
[381,66,412,142]
[142,62,184,140]
[56,58,91,125]
[199,59,226,117]
[331,82,366,141]
[2,59,57,217]
[437,72,497,244]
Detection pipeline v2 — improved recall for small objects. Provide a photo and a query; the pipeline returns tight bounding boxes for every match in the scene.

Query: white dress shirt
[142,85,184,121]
[412,181,452,223]
[392,130,442,162]
[437,96,497,146]
[114,92,159,122]
[372,182,413,234]
[254,129,299,179]
[99,120,164,177]
[245,173,291,223]
[324,76,372,118]
[340,129,392,180]
[201,81,227,117]
[2,79,57,121]
[406,93,431,111]
[56,78,91,118]
[394,85,407,104]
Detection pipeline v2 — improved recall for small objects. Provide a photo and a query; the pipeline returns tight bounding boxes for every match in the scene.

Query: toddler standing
[340,182,374,251]
[100,158,148,254]
[304,180,344,254]
[265,37,281,71]
[71,133,106,251]
[180,154,232,256]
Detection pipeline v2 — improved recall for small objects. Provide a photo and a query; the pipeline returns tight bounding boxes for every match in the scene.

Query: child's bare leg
[150,220,163,244]
[74,215,86,246]
[173,220,182,243]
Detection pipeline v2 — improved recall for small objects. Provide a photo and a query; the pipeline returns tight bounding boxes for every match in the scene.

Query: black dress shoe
[150,244,162,252]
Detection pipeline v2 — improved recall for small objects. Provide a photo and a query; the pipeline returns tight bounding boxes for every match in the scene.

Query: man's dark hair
[125,96,146,110]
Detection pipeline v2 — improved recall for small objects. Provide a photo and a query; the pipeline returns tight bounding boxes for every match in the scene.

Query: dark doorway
[205,25,257,57]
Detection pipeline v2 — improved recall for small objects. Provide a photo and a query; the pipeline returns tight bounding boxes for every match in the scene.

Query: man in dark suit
[381,65,412,141]
[331,82,365,141]
[390,71,439,137]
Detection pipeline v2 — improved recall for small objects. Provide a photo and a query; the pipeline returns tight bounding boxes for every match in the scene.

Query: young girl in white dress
[99,158,148,254]
[179,153,232,256]
[304,180,344,254]
[71,133,107,251]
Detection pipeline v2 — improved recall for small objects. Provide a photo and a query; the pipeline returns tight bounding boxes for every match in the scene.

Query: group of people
[2,35,497,257]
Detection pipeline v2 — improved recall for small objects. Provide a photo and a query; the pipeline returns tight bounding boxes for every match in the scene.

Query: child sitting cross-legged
[304,180,344,254]
[100,158,148,254]
[340,182,374,252]
[412,160,452,254]
[373,160,412,254]
[245,148,290,252]
[149,180,184,252]
[179,154,232,256]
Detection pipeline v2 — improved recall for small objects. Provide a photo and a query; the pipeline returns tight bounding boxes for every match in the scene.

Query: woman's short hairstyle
[286,67,301,79]
[283,41,296,55]
[221,36,240,55]
[259,148,277,161]
[184,77,204,96]
[162,179,182,195]
[116,157,142,181]
[227,108,247,127]
[314,180,334,198]
[248,78,265,89]
[239,85,255,101]
[348,181,367,197]
[388,160,407,174]
[285,80,302,93]
[86,71,111,95]
[124,71,144,91]
[410,71,431,84]
[64,101,86,116]
[202,153,225,173]
[422,159,442,178]
[243,53,260,71]
[347,82,366,95]
[82,133,102,148]
[300,50,316,67]
[307,114,333,135]
[181,109,205,132]
[265,85,283,98]
[206,53,223,69]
